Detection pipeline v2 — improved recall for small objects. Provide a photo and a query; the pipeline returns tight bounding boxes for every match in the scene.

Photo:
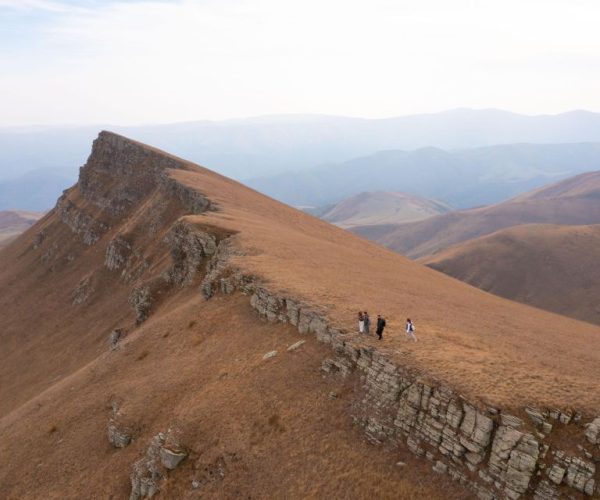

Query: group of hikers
[357,311,417,341]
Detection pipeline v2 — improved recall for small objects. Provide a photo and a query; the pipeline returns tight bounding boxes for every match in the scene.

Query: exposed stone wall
[79,131,212,216]
[207,278,599,499]
[55,194,108,246]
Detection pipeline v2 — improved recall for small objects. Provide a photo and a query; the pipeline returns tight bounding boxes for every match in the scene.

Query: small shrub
[136,350,149,361]
[188,320,197,329]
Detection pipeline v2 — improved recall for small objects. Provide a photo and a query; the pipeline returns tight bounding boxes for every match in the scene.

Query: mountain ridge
[2,132,600,499]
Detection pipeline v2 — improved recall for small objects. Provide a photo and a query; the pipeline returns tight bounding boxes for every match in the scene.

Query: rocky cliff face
[197,275,600,500]
[26,132,599,499]
[32,131,228,325]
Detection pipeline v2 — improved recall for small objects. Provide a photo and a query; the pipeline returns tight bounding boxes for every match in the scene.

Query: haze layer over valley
[5,110,600,211]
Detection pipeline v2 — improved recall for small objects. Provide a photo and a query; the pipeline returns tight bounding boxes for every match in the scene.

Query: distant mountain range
[6,108,600,210]
[320,191,451,228]
[249,142,600,208]
[351,170,600,258]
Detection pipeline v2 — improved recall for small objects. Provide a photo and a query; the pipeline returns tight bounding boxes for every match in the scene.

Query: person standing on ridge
[363,311,371,335]
[376,315,386,340]
[358,311,365,334]
[406,318,417,342]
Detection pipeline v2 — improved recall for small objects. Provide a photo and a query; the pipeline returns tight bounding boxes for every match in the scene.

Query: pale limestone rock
[287,340,306,351]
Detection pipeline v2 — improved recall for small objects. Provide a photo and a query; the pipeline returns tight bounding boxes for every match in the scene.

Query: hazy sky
[1,0,600,125]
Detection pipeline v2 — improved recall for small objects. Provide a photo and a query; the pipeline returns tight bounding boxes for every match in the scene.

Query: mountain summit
[1,132,599,499]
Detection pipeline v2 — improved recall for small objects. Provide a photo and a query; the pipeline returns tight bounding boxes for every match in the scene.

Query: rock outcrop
[130,428,187,499]
[199,272,600,499]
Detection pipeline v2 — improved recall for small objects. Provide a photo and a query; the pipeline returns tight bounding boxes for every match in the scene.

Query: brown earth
[2,132,600,498]
[0,209,44,248]
[422,223,600,326]
[321,191,451,228]
[351,171,600,258]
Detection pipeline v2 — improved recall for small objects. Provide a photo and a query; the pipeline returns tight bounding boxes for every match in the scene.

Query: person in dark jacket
[376,315,386,340]
[363,311,371,335]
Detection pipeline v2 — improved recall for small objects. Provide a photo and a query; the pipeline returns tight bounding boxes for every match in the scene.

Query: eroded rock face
[109,329,123,350]
[55,194,107,246]
[108,419,132,448]
[72,275,94,305]
[130,286,152,324]
[130,429,187,500]
[585,417,600,445]
[105,236,132,271]
[207,278,600,500]
[165,221,217,287]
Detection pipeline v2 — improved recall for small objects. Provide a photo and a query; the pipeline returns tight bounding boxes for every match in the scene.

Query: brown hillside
[0,209,44,248]
[422,223,600,326]
[322,191,451,228]
[352,171,600,258]
[2,132,600,498]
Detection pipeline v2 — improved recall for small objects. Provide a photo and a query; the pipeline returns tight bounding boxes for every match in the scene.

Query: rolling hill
[0,210,44,248]
[422,224,600,326]
[1,132,599,499]
[320,191,451,228]
[352,170,600,258]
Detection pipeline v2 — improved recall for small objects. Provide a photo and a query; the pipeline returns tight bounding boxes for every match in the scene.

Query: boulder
[159,447,187,470]
[584,417,600,445]
[107,420,132,448]
[109,329,123,350]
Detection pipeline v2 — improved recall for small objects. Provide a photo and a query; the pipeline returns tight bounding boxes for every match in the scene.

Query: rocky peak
[77,131,206,217]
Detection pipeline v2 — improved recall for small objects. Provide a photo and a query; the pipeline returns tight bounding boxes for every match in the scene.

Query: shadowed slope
[352,170,600,258]
[422,224,600,326]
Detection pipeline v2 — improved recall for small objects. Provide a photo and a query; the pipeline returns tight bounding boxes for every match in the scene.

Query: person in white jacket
[405,318,417,341]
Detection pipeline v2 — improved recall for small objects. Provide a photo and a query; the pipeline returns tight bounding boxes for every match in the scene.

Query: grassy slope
[351,171,600,258]
[2,133,600,497]
[422,224,600,326]
[322,191,451,228]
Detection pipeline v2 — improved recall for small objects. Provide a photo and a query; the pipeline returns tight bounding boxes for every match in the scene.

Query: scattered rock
[328,392,338,400]
[433,461,447,474]
[262,351,277,360]
[72,275,94,305]
[584,417,600,445]
[396,461,406,467]
[130,286,152,324]
[109,329,123,350]
[159,447,187,470]
[107,419,132,448]
[130,429,186,500]
[287,340,306,352]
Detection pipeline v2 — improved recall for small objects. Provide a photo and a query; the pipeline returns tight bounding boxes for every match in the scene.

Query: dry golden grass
[352,170,600,258]
[422,223,600,326]
[169,164,600,411]
[0,293,467,499]
[1,134,598,498]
